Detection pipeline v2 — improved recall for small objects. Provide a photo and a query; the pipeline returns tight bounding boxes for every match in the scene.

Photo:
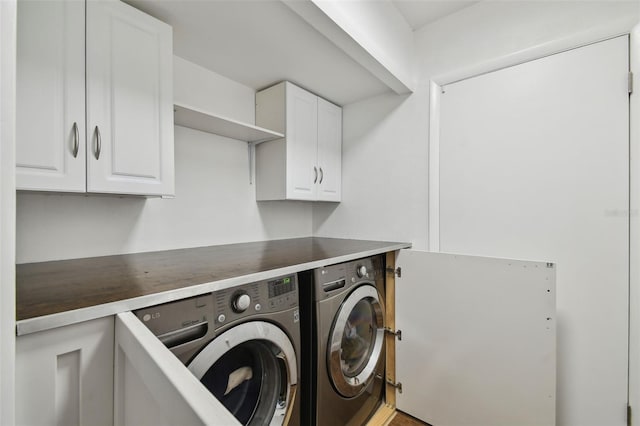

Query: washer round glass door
[188,322,297,426]
[328,284,385,398]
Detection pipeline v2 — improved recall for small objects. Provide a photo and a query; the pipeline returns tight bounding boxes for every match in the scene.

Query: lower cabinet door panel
[394,250,556,426]
[16,317,114,426]
[114,312,240,426]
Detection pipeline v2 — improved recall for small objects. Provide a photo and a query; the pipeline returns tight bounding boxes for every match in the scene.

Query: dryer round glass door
[188,322,298,426]
[328,284,385,398]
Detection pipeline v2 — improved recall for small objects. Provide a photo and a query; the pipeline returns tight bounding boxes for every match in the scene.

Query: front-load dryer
[300,255,386,426]
[134,274,301,426]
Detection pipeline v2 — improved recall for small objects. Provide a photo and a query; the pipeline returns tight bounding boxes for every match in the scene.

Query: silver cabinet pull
[313,166,318,184]
[94,125,101,160]
[319,167,324,184]
[72,122,79,158]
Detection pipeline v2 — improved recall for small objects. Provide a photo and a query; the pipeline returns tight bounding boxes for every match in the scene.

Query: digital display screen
[269,276,295,298]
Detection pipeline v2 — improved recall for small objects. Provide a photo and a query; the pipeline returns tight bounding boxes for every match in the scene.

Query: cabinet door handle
[72,122,79,158]
[319,167,324,184]
[314,166,318,184]
[94,126,101,160]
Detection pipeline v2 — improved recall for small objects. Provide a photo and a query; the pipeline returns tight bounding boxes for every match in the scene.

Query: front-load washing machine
[134,274,301,426]
[299,255,386,426]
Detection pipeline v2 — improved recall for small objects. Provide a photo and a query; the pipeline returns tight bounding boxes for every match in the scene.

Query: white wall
[415,0,638,80]
[312,89,429,249]
[0,0,16,423]
[313,1,638,424]
[16,57,313,263]
[173,56,254,124]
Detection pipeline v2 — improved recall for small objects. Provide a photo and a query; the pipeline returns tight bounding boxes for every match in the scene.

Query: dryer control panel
[314,255,382,300]
[214,274,298,330]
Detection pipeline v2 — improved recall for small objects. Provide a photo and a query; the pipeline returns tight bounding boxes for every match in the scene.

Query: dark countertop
[16,237,410,335]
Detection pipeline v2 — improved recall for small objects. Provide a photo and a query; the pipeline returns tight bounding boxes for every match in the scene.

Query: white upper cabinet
[86,0,174,195]
[16,0,174,196]
[285,84,318,200]
[255,81,342,202]
[16,0,86,192]
[316,97,342,202]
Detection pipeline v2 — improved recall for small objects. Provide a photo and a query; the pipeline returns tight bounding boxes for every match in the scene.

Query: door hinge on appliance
[386,267,401,277]
[384,328,402,340]
[387,379,403,394]
[629,71,634,95]
[376,374,403,393]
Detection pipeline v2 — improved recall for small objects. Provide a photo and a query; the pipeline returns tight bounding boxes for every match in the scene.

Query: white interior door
[114,312,240,426]
[436,36,629,426]
[396,250,556,426]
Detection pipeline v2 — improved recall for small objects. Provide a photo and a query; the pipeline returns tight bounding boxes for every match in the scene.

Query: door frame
[427,18,640,422]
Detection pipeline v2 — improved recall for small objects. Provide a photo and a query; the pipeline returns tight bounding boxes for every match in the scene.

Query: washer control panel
[214,274,298,329]
[232,292,252,313]
[133,294,212,349]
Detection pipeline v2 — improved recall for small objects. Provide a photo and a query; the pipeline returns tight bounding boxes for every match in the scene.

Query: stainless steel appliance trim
[188,321,298,425]
[327,284,385,398]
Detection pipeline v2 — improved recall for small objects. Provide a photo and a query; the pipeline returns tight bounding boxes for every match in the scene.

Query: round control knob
[356,265,368,278]
[233,293,251,313]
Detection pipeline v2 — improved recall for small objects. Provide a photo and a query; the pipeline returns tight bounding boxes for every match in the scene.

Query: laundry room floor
[389,411,428,425]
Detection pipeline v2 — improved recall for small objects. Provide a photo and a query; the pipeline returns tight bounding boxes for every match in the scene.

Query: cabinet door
[395,250,556,426]
[86,0,174,196]
[15,317,114,426]
[16,0,86,192]
[285,82,318,200]
[316,98,342,202]
[114,312,240,426]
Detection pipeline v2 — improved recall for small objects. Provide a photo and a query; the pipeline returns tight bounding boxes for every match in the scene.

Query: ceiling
[126,0,478,106]
[392,0,480,31]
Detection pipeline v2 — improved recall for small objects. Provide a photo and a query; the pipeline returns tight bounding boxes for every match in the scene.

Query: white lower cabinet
[16,317,115,426]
